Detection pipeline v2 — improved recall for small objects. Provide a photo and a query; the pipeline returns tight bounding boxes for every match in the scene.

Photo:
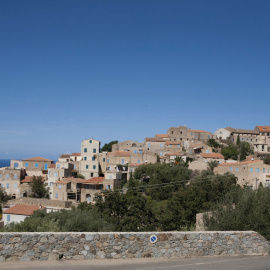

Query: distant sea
[0,159,11,168]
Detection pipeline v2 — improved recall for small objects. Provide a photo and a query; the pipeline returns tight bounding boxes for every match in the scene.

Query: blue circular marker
[150,235,157,243]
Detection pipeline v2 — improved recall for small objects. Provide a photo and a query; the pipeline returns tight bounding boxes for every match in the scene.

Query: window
[57,164,60,168]
[93,148,96,153]
[195,135,197,139]
[131,168,134,172]
[6,183,9,188]
[25,163,28,167]
[103,158,105,162]
[14,174,17,180]
[148,143,150,148]
[6,174,9,179]
[201,135,203,139]
[137,159,140,164]
[0,174,1,179]
[263,168,265,173]
[50,182,53,186]
[266,180,270,187]
[84,148,87,153]
[54,172,57,177]
[84,157,87,161]
[160,152,163,157]
[134,150,137,153]
[230,167,232,172]
[55,194,58,199]
[191,132,193,136]
[92,157,95,161]
[250,168,253,172]
[139,150,142,154]
[206,150,209,154]
[86,165,89,169]
[7,215,10,222]
[107,159,109,163]
[236,167,239,172]
[121,159,124,165]
[59,184,61,189]
[160,144,163,148]
[208,136,210,139]
[89,140,92,143]
[257,168,260,173]
[35,163,38,168]
[93,165,96,169]
[14,183,18,189]
[177,145,180,148]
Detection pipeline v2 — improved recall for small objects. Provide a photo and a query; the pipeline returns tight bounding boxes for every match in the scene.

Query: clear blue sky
[1,0,269,160]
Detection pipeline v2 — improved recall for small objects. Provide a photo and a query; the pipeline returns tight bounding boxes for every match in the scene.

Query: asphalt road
[0,256,269,270]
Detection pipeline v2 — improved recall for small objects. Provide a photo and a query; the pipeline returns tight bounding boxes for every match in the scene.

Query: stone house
[22,157,53,174]
[0,168,26,199]
[3,204,45,226]
[19,176,46,197]
[214,160,270,188]
[53,178,85,202]
[80,139,100,179]
[200,153,225,164]
[144,137,166,157]
[111,140,143,152]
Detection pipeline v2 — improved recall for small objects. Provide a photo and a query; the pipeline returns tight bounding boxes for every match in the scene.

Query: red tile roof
[59,154,71,158]
[256,126,270,133]
[84,177,105,184]
[165,152,184,156]
[165,141,181,145]
[71,153,81,156]
[23,157,53,162]
[61,177,85,183]
[48,164,56,169]
[55,180,70,184]
[4,205,45,216]
[201,153,224,159]
[218,160,263,166]
[155,134,170,138]
[107,151,130,157]
[21,176,46,183]
[145,138,165,142]
[189,130,211,134]
[128,163,142,167]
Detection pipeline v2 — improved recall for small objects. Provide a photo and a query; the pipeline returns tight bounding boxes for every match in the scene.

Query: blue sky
[1,0,270,159]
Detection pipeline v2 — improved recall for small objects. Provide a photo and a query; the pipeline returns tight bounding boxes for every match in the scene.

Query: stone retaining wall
[0,231,269,262]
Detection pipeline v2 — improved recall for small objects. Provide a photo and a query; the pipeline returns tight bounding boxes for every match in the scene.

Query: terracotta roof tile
[218,160,263,166]
[107,151,130,157]
[256,126,270,133]
[48,164,56,169]
[21,176,45,183]
[189,129,212,134]
[59,154,71,158]
[165,152,184,156]
[84,177,105,184]
[128,163,142,167]
[201,153,224,159]
[165,141,181,145]
[71,153,81,156]
[155,134,170,138]
[61,177,85,183]
[225,127,259,135]
[23,157,53,162]
[145,138,165,142]
[3,205,45,216]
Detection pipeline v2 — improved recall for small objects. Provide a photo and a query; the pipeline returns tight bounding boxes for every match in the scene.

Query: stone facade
[0,231,268,262]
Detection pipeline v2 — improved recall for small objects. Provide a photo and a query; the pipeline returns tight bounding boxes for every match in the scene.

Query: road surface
[0,255,269,270]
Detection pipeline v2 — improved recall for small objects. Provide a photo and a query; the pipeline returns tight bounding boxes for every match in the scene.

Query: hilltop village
[1,125,270,226]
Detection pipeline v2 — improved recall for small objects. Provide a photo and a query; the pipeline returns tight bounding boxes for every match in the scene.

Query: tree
[204,186,270,240]
[207,160,219,171]
[221,143,238,160]
[30,176,48,198]
[207,139,220,149]
[101,140,118,152]
[263,155,270,165]
[236,135,241,146]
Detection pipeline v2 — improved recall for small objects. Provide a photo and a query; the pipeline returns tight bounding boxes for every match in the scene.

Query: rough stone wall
[7,198,72,208]
[0,231,269,262]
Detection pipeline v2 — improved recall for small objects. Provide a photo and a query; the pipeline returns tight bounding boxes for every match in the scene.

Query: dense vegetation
[2,163,239,233]
[204,185,270,240]
[101,140,118,152]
